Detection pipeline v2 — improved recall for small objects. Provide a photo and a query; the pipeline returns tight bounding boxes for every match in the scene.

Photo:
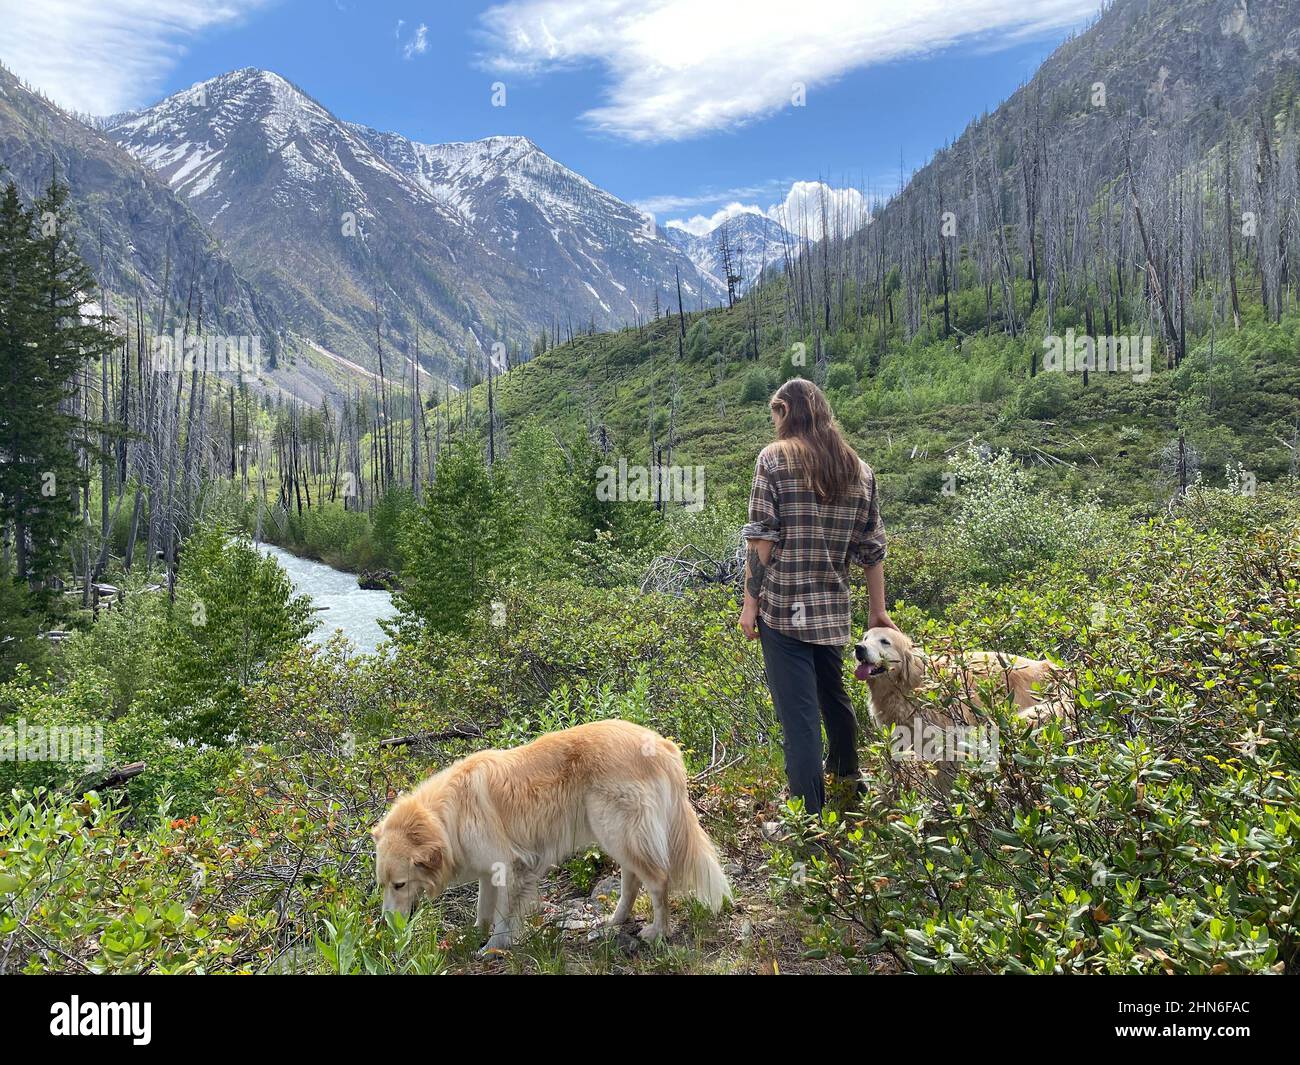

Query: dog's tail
[664,754,731,912]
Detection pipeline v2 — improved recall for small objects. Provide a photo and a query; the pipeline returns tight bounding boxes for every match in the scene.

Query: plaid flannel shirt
[741,444,887,646]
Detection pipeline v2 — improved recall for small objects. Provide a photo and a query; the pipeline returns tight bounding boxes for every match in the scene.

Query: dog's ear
[392,805,445,873]
[900,647,924,690]
[413,845,443,874]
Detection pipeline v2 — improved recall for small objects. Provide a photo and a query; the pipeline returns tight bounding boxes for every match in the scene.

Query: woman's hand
[869,608,900,632]
[865,564,898,632]
[739,602,760,640]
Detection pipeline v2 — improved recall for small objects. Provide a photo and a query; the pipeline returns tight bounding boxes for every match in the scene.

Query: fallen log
[68,761,147,795]
[379,724,482,748]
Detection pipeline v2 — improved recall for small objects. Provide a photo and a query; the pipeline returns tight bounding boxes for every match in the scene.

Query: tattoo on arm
[746,546,767,600]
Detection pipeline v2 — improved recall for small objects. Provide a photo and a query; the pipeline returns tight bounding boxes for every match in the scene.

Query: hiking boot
[826,773,867,814]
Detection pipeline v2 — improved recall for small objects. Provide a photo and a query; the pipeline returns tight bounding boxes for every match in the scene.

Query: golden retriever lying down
[853,627,1070,732]
[373,719,730,951]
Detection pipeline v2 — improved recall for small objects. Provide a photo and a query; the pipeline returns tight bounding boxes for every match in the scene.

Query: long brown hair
[768,378,863,504]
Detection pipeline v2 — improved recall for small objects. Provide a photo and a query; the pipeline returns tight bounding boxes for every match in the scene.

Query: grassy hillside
[463,272,1300,533]
[5,0,1300,981]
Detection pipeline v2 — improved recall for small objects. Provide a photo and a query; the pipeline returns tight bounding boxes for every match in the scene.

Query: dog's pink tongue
[853,661,873,681]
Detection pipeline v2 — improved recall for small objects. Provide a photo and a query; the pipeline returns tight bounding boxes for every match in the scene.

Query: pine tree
[391,442,521,638]
[150,522,316,745]
[0,173,118,598]
[0,181,41,585]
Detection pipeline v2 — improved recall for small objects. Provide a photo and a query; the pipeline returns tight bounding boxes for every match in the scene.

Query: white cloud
[400,22,429,60]
[666,202,766,237]
[769,181,870,241]
[479,0,1095,142]
[0,0,274,115]
[635,184,774,217]
[661,180,869,240]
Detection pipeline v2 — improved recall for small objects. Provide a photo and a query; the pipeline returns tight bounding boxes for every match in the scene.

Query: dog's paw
[637,923,667,943]
[478,930,515,957]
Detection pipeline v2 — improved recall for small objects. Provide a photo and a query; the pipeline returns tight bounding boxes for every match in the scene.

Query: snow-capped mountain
[666,212,793,296]
[105,69,723,378]
[355,129,724,317]
[0,63,279,358]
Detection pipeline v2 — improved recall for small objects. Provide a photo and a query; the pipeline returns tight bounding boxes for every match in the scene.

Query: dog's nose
[853,643,867,662]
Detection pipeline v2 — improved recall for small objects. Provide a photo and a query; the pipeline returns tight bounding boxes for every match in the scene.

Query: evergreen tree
[0,181,40,585]
[503,419,578,576]
[391,442,521,639]
[150,522,315,745]
[0,173,117,598]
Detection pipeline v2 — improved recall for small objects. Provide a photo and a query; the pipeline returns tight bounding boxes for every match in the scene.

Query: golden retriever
[853,627,1070,732]
[372,719,730,951]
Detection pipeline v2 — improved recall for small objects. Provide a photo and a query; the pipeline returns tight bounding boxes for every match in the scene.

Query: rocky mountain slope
[105,69,723,383]
[666,212,792,296]
[0,62,277,355]
[355,128,726,314]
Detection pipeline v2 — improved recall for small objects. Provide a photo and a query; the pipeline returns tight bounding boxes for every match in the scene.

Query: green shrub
[685,317,710,361]
[781,516,1300,974]
[826,363,857,393]
[1008,371,1073,419]
[741,367,771,403]
[4,478,1297,975]
[1176,469,1298,537]
[946,445,1103,582]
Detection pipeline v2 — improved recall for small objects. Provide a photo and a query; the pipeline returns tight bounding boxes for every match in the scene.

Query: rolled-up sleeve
[741,453,781,542]
[849,466,887,567]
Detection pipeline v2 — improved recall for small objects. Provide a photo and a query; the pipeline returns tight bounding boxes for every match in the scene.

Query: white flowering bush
[1177,465,1295,536]
[947,445,1101,582]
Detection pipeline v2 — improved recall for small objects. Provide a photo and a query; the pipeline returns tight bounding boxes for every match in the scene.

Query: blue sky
[0,0,1096,230]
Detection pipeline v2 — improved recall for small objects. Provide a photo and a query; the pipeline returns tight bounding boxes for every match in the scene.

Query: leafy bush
[825,363,857,393]
[0,580,775,973]
[741,367,771,403]
[1008,371,1073,419]
[780,514,1300,974]
[947,445,1103,582]
[54,571,166,718]
[1176,469,1297,537]
[4,475,1296,975]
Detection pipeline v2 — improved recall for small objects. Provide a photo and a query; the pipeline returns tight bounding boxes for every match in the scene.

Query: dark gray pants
[758,624,860,815]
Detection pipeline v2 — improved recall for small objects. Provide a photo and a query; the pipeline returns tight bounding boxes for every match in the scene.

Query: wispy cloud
[0,0,274,115]
[635,183,782,217]
[398,21,429,60]
[478,0,1095,142]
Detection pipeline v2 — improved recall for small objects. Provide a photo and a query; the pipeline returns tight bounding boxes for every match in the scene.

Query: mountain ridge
[666,211,794,297]
[103,68,727,386]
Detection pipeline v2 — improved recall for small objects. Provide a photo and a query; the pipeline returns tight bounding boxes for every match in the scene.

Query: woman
[739,378,896,815]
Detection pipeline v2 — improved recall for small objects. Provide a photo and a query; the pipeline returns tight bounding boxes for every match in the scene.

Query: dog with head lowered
[373,719,730,951]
